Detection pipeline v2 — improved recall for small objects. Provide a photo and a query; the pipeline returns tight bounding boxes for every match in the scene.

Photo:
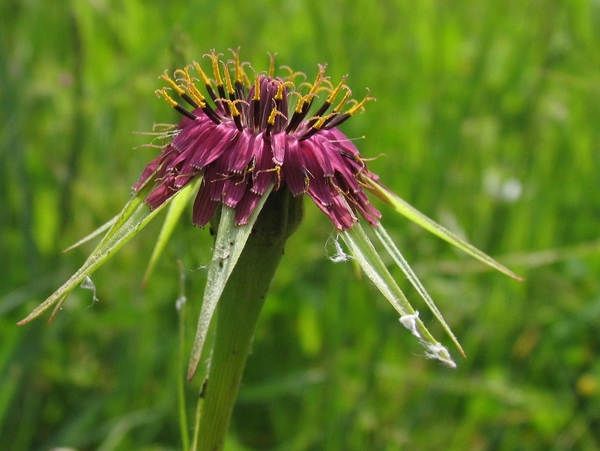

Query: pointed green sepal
[62,215,119,253]
[17,183,178,326]
[367,181,524,281]
[341,222,457,368]
[373,223,465,357]
[142,178,201,287]
[187,184,274,381]
[62,175,158,253]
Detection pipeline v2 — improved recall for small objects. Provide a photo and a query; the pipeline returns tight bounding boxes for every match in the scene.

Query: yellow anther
[274,80,294,100]
[238,63,251,87]
[308,64,328,96]
[275,82,286,100]
[173,66,206,107]
[173,68,188,83]
[287,91,302,108]
[267,107,286,125]
[233,58,251,87]
[276,167,283,189]
[205,50,224,87]
[217,98,247,117]
[253,73,261,101]
[294,95,305,113]
[193,61,212,87]
[222,62,235,95]
[155,88,178,108]
[186,83,207,108]
[159,71,185,96]
[228,48,243,84]
[326,76,348,104]
[294,93,317,113]
[227,100,240,117]
[333,87,352,113]
[312,112,338,130]
[347,91,376,116]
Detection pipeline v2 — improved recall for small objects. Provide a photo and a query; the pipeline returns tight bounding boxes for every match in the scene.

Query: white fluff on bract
[326,234,352,263]
[80,276,99,304]
[399,312,421,338]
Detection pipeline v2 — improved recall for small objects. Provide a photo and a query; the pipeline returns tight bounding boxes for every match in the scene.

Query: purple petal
[222,175,247,208]
[251,133,274,195]
[283,135,305,196]
[234,191,263,225]
[303,136,333,177]
[271,131,286,165]
[228,128,255,174]
[145,183,176,210]
[171,115,212,153]
[192,122,239,168]
[192,180,219,227]
[302,143,333,208]
[133,145,175,191]
[308,191,356,230]
[202,159,226,202]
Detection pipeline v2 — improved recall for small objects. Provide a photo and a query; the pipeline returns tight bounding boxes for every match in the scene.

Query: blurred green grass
[1,0,600,450]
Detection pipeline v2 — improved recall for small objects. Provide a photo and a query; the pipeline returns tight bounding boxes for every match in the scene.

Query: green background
[2,0,600,449]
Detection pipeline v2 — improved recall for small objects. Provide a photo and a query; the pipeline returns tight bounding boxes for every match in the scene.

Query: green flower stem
[194,190,302,451]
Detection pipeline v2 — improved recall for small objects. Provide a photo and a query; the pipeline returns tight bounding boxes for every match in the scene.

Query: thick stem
[194,190,302,451]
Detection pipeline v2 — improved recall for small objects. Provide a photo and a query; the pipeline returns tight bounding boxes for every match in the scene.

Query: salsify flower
[135,49,380,231]
[18,49,521,451]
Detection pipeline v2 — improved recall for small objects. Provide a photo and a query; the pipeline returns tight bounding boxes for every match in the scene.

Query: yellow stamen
[175,66,206,108]
[265,165,282,190]
[193,61,212,87]
[267,107,286,126]
[294,93,316,113]
[275,81,285,100]
[239,63,252,87]
[159,71,186,96]
[274,166,282,189]
[326,76,348,104]
[222,62,235,95]
[253,73,261,101]
[308,64,328,96]
[206,50,224,87]
[186,82,207,108]
[312,112,338,130]
[229,48,244,85]
[346,90,376,116]
[333,87,352,113]
[274,80,294,100]
[218,98,246,117]
[155,88,178,108]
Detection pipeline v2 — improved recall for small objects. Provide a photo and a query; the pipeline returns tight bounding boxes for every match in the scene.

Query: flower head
[134,49,380,230]
[19,49,521,375]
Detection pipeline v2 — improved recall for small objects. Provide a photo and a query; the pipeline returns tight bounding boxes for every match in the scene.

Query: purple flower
[134,50,381,230]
